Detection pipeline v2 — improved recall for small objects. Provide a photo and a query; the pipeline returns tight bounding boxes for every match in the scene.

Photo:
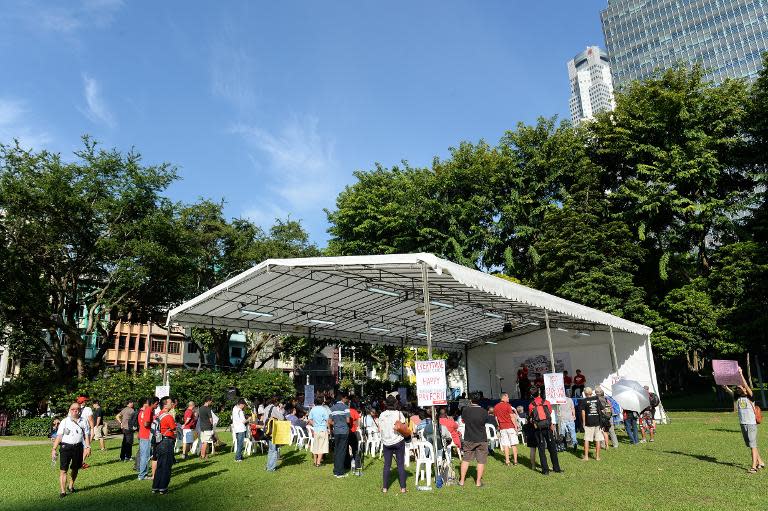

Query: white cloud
[0,98,51,150]
[80,74,115,128]
[32,0,124,34]
[210,37,259,111]
[232,115,340,214]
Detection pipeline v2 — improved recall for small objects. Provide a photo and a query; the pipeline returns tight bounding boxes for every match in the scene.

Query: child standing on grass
[733,366,764,473]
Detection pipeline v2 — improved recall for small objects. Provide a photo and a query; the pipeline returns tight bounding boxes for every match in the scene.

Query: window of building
[129,336,136,350]
[118,335,126,349]
[231,346,243,359]
[139,338,146,352]
[188,342,198,354]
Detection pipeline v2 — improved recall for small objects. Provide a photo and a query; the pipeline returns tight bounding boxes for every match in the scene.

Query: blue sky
[0,0,607,246]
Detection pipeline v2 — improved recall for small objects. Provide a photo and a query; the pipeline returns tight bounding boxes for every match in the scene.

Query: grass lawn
[1,412,767,511]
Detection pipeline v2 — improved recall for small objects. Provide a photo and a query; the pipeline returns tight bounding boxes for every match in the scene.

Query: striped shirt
[329,401,350,435]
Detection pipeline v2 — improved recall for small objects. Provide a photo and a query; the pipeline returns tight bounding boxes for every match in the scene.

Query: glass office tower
[601,0,768,88]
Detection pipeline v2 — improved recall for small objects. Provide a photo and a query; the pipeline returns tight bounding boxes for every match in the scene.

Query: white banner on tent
[512,352,572,376]
[544,373,568,404]
[155,385,170,399]
[415,359,447,406]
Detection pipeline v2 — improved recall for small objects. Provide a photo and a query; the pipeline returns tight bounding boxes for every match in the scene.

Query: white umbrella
[611,378,650,412]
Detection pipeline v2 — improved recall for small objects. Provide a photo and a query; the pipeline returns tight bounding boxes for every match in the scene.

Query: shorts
[183,429,194,443]
[640,420,655,431]
[59,443,84,471]
[199,430,213,442]
[462,441,489,463]
[312,430,329,454]
[741,424,758,448]
[93,425,107,439]
[499,428,519,447]
[584,426,601,442]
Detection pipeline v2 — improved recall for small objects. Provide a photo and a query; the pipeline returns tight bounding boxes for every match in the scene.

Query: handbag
[393,413,411,437]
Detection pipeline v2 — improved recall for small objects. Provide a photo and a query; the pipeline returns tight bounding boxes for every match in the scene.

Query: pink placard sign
[713,360,742,386]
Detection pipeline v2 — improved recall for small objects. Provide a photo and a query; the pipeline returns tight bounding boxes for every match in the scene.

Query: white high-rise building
[568,46,615,125]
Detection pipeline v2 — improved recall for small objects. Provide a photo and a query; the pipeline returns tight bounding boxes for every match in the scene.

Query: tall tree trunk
[746,352,753,388]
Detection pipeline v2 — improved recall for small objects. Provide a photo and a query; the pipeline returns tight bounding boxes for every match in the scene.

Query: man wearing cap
[52,402,91,498]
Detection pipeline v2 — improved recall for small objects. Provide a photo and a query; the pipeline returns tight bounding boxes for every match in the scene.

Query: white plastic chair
[289,425,297,446]
[294,427,308,449]
[243,437,253,457]
[517,418,527,445]
[414,440,435,487]
[306,425,315,452]
[485,423,499,449]
[365,427,381,457]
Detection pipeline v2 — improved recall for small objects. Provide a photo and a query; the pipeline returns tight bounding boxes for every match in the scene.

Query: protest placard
[713,360,742,386]
[544,372,568,404]
[155,385,170,400]
[415,359,447,406]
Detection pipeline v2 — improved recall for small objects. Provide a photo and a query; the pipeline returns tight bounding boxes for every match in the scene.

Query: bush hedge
[0,365,295,419]
[9,417,52,437]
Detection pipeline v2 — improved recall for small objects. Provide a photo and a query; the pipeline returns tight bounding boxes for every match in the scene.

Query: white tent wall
[467,329,664,420]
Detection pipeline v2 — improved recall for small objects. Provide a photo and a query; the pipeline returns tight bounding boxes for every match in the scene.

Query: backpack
[151,412,170,444]
[531,399,551,429]
[755,404,763,425]
[128,409,139,431]
[649,393,660,408]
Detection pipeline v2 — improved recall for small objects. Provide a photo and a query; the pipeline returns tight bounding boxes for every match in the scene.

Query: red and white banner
[415,359,447,406]
[544,372,568,404]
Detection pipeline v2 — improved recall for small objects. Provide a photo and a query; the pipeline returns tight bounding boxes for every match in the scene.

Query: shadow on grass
[663,450,741,468]
[174,469,229,490]
[709,428,739,433]
[278,449,310,468]
[83,460,209,491]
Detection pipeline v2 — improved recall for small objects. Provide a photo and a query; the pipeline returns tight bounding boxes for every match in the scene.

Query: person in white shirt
[52,402,91,498]
[78,396,94,469]
[232,399,249,462]
[378,396,408,493]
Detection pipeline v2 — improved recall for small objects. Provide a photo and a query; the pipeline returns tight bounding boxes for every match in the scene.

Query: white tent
[166,253,661,414]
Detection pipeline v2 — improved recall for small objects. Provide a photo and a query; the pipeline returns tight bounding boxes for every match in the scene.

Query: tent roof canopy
[167,253,652,352]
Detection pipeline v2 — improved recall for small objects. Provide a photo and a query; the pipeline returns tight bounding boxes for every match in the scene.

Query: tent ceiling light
[417,332,428,337]
[456,338,470,342]
[367,287,400,297]
[370,327,390,333]
[578,331,591,336]
[241,309,274,317]
[525,321,540,326]
[557,327,569,332]
[430,300,453,309]
[309,319,335,326]
[485,341,498,345]
[484,312,503,319]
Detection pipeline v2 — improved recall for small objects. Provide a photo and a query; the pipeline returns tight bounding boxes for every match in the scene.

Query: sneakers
[640,439,647,443]
[334,473,349,478]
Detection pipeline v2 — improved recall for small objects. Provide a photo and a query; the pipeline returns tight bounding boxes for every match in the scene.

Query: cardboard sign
[544,372,568,404]
[304,385,315,408]
[155,385,170,400]
[415,359,447,406]
[713,360,742,386]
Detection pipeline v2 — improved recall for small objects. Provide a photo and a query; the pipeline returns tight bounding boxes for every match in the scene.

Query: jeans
[266,441,279,471]
[120,429,134,460]
[624,419,639,444]
[151,437,174,492]
[534,428,561,473]
[560,420,577,447]
[137,438,151,479]
[348,431,361,469]
[333,434,349,476]
[382,440,406,489]
[607,423,619,448]
[234,431,245,461]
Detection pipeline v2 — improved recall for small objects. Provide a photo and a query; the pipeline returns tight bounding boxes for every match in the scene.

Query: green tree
[0,138,193,379]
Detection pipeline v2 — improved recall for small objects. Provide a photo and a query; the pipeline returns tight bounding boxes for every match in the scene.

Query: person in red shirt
[348,401,362,476]
[572,370,587,398]
[527,388,562,475]
[563,371,573,396]
[137,397,158,480]
[180,401,197,459]
[494,393,519,466]
[533,373,545,391]
[152,396,177,495]
[439,408,461,449]
[517,365,531,399]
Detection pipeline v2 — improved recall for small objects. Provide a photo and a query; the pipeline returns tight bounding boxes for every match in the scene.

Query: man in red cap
[77,397,94,469]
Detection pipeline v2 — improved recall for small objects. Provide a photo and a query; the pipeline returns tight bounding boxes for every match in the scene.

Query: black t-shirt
[198,405,213,431]
[93,407,104,425]
[461,405,489,443]
[580,396,602,427]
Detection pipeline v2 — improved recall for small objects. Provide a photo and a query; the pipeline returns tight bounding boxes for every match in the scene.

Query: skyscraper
[601,0,768,88]
[568,46,616,125]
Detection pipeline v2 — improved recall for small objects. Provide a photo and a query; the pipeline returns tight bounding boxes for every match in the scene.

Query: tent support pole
[609,326,619,375]
[464,344,470,394]
[544,310,555,373]
[421,262,440,487]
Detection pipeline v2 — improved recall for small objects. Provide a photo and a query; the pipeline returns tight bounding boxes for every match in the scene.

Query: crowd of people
[49,363,763,497]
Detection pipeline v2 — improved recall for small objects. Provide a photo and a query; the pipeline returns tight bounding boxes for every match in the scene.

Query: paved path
[0,438,51,446]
